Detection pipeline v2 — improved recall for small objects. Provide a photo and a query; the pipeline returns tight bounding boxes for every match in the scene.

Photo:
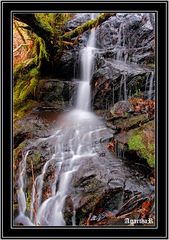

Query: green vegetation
[133,89,143,98]
[33,150,41,164]
[128,133,155,167]
[26,192,32,212]
[147,63,155,69]
[13,141,27,175]
[14,67,39,105]
[13,13,114,120]
[63,13,116,41]
[33,37,49,69]
[113,114,148,130]
[14,100,38,120]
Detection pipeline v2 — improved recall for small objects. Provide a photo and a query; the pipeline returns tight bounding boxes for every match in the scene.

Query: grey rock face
[55,13,155,109]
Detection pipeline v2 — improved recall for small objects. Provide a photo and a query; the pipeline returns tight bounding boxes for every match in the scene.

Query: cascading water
[76,14,96,111]
[14,13,154,227]
[119,74,128,101]
[15,151,34,226]
[145,71,154,100]
[148,71,154,99]
[15,13,113,226]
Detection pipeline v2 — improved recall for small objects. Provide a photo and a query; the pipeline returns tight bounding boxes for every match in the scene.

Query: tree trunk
[14,14,52,46]
[14,13,116,46]
[62,13,116,41]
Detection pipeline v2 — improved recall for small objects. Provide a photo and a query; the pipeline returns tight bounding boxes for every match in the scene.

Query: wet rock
[110,101,134,117]
[95,13,154,64]
[48,13,155,109]
[13,12,155,225]
[113,120,155,167]
[127,121,155,167]
[35,79,76,107]
[68,143,151,225]
[63,195,74,225]
[55,50,79,79]
[14,132,31,149]
[65,13,92,31]
[112,114,149,131]
[92,58,152,109]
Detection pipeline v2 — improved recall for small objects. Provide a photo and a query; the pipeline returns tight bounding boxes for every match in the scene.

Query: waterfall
[148,71,154,99]
[76,14,96,111]
[123,74,127,101]
[145,71,154,99]
[119,74,128,101]
[116,22,128,62]
[15,13,113,226]
[17,151,29,215]
[15,151,34,226]
[14,13,155,227]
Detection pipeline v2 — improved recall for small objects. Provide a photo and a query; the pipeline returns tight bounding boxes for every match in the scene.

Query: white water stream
[148,71,154,99]
[76,14,96,110]
[15,13,110,226]
[15,13,154,227]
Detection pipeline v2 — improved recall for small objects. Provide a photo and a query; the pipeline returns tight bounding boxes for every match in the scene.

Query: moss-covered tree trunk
[14,13,116,53]
[13,13,116,117]
[62,13,116,41]
[14,14,52,46]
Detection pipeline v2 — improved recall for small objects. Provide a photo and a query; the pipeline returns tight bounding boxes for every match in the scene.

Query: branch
[62,13,116,41]
[13,44,28,53]
[14,14,52,45]
[14,21,27,44]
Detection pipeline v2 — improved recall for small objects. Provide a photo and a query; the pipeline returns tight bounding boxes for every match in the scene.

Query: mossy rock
[113,114,149,131]
[14,99,39,121]
[110,101,134,117]
[14,58,36,82]
[114,120,155,167]
[14,77,39,106]
[127,121,155,167]
[76,192,103,225]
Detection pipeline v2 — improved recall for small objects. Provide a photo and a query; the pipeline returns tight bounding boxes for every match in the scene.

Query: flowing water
[145,71,154,99]
[15,13,154,226]
[148,71,154,99]
[119,74,128,101]
[15,13,111,226]
[76,15,96,110]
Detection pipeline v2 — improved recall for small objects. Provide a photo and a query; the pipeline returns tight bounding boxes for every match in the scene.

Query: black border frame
[1,1,168,239]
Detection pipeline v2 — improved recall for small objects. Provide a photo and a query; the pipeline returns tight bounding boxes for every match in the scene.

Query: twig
[14,20,27,44]
[30,157,35,185]
[13,44,28,53]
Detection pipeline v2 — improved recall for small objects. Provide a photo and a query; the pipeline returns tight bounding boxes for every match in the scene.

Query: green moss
[14,77,38,105]
[35,13,72,37]
[133,89,143,98]
[33,150,41,164]
[38,38,49,69]
[26,192,32,211]
[14,100,38,120]
[147,63,155,69]
[19,77,38,101]
[29,68,39,77]
[13,141,27,176]
[14,63,25,80]
[14,64,40,108]
[14,59,36,81]
[128,134,155,167]
[63,19,96,40]
[33,37,49,70]
[13,141,26,159]
[114,114,148,131]
[14,62,41,122]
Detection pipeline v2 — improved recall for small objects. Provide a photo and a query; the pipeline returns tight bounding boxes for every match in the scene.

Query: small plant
[133,89,143,98]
